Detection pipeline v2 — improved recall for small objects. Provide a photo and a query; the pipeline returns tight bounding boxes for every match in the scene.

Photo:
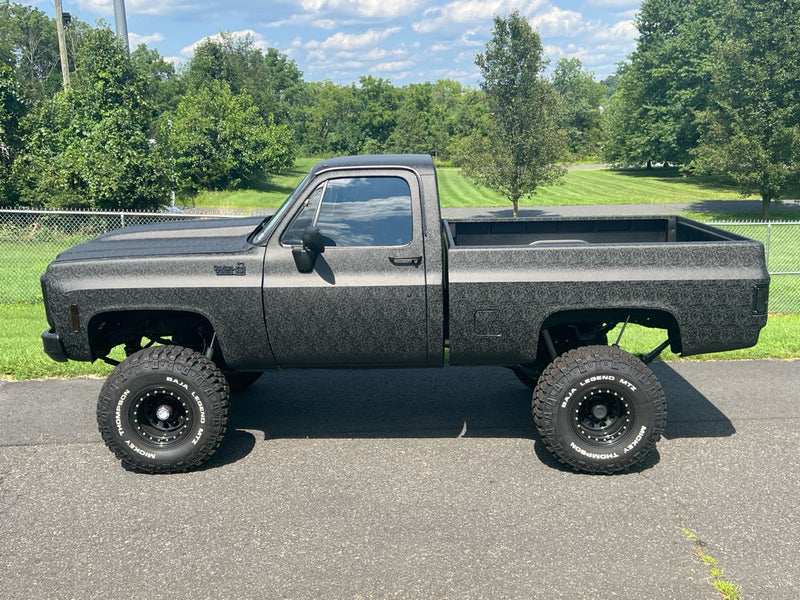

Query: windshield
[249,173,312,245]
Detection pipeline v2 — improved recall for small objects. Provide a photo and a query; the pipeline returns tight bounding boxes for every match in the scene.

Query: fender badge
[214,263,246,276]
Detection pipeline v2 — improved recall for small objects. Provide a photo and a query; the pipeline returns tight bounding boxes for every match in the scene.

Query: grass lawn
[1,304,115,380]
[187,158,318,211]
[437,166,751,207]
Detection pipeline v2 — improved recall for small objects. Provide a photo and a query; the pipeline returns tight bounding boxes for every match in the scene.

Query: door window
[282,176,413,247]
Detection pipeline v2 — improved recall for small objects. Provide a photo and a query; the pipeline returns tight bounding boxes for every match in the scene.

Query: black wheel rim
[571,387,633,446]
[130,387,192,446]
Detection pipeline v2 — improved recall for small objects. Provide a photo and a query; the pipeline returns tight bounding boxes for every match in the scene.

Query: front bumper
[42,329,68,362]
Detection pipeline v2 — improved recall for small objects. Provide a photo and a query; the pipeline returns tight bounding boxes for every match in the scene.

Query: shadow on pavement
[651,362,736,439]
[204,362,733,470]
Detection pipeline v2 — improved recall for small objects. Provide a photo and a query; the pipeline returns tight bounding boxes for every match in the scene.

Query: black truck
[40,155,770,474]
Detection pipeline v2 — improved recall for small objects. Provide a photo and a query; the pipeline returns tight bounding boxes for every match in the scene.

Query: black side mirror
[302,226,325,255]
[293,226,325,273]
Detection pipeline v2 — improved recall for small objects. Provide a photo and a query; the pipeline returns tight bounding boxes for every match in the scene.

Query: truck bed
[445,216,747,247]
[442,216,769,364]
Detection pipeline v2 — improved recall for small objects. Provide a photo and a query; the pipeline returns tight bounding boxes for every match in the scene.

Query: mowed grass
[0,240,86,304]
[1,304,114,380]
[436,166,754,207]
[188,158,318,211]
[610,316,800,362]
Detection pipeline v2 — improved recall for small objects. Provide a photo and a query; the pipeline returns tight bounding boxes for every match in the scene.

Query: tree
[131,44,182,124]
[458,10,565,217]
[0,1,62,104]
[357,76,398,153]
[301,81,365,156]
[183,32,304,128]
[165,80,294,192]
[691,0,800,219]
[551,58,606,159]
[12,28,168,209]
[0,63,25,201]
[603,0,724,166]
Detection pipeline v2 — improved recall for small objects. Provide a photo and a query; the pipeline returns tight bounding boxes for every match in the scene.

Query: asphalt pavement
[1,359,798,599]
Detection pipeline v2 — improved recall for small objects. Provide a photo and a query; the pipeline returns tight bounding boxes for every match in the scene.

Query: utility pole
[113,0,130,54]
[54,0,70,90]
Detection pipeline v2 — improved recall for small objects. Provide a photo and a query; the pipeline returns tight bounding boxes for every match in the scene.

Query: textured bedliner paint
[41,154,768,371]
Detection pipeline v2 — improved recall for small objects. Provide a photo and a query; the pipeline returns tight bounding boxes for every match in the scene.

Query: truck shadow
[650,362,737,439]
[205,362,735,470]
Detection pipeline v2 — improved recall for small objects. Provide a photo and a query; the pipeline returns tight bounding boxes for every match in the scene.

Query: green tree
[166,80,294,192]
[0,63,26,201]
[183,32,304,128]
[691,0,800,219]
[301,81,365,156]
[357,76,398,153]
[131,44,182,125]
[603,0,724,165]
[0,1,62,103]
[388,79,484,160]
[12,28,168,209]
[551,58,606,159]
[387,82,437,155]
[457,10,565,217]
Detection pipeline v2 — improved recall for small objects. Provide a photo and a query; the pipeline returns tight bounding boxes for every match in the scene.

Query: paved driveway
[1,360,798,599]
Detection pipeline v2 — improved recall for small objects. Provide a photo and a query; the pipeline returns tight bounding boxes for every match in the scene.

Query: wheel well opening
[87,310,223,365]
[541,308,682,356]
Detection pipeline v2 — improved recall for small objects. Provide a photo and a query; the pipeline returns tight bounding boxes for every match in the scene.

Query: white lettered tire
[533,345,666,474]
[97,345,230,473]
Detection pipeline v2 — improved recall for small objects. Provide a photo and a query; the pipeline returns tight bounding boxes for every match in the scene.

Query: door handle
[389,256,422,267]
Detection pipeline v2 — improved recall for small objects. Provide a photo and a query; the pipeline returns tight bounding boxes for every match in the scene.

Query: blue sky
[29,0,641,85]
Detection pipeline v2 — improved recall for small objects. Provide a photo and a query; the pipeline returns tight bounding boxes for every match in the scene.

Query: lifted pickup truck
[41,155,770,474]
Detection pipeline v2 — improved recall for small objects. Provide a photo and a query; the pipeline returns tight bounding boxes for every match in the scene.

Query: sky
[27,0,642,85]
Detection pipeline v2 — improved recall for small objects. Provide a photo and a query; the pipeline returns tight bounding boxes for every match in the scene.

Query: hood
[53,216,267,262]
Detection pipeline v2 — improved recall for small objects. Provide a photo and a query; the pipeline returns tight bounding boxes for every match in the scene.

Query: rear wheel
[532,345,666,474]
[97,345,230,473]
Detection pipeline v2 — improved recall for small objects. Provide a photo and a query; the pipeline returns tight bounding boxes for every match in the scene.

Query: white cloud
[180,30,270,58]
[300,0,424,19]
[73,0,190,17]
[371,60,414,72]
[413,0,547,34]
[305,27,401,51]
[586,0,639,7]
[589,19,638,43]
[531,6,584,37]
[128,31,165,47]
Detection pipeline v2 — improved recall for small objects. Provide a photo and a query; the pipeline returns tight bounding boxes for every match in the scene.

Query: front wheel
[97,345,230,474]
[532,345,666,474]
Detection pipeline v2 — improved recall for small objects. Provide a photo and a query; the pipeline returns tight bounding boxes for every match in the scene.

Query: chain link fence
[2,209,799,313]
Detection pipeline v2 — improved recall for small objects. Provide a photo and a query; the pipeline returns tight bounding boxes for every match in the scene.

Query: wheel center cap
[591,404,609,420]
[156,405,172,421]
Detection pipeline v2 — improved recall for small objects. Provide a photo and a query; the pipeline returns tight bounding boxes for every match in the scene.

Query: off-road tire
[533,345,666,474]
[97,345,230,474]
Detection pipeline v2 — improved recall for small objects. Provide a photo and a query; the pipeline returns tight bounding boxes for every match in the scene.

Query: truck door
[262,170,429,367]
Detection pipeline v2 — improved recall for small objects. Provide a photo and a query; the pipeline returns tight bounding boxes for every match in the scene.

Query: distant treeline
[1,0,798,217]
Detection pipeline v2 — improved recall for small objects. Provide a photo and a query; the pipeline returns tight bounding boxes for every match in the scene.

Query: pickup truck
[40,154,770,474]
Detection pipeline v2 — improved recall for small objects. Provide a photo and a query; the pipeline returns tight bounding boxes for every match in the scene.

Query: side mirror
[293,226,325,273]
[302,226,325,255]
